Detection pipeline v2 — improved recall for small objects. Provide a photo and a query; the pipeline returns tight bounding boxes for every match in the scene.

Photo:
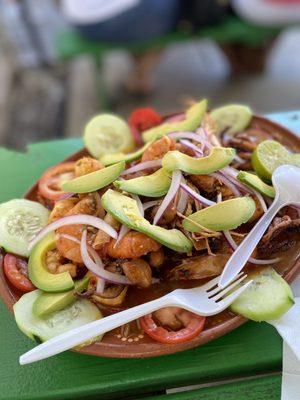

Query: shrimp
[45,249,77,277]
[148,248,164,268]
[56,193,98,263]
[48,198,78,223]
[74,157,104,177]
[107,231,161,259]
[141,136,176,162]
[122,259,152,288]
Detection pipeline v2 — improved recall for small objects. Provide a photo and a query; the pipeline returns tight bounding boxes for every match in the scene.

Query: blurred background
[0,0,300,150]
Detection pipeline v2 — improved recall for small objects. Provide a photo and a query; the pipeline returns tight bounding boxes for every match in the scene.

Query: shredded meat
[168,254,230,280]
[122,259,152,288]
[258,216,300,256]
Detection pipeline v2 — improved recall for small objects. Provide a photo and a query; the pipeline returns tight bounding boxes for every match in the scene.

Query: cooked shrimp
[122,259,152,288]
[148,248,164,268]
[45,249,77,277]
[49,198,78,223]
[56,193,98,263]
[74,157,104,177]
[107,231,161,259]
[141,136,176,162]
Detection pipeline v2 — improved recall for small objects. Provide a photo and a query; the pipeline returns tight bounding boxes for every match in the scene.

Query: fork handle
[20,294,176,365]
[219,198,283,288]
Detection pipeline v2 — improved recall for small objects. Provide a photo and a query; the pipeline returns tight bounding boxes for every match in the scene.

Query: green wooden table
[0,111,299,400]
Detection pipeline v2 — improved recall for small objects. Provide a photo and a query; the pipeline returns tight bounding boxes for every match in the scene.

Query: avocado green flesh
[61,161,125,193]
[183,197,256,232]
[162,147,236,174]
[102,189,192,253]
[230,267,294,322]
[114,168,170,197]
[142,99,207,142]
[32,276,89,317]
[28,233,74,293]
[100,141,153,166]
[237,171,275,198]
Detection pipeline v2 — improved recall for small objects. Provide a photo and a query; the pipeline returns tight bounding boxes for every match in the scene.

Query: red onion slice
[180,183,215,207]
[96,278,105,294]
[121,160,162,176]
[80,230,132,285]
[28,214,118,252]
[153,170,182,225]
[115,224,130,247]
[143,200,160,211]
[164,113,185,124]
[222,230,280,265]
[211,172,241,197]
[176,177,189,213]
[179,139,203,156]
[168,131,205,144]
[131,194,144,217]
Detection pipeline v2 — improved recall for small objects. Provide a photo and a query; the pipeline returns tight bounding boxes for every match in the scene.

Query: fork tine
[208,273,245,296]
[210,274,247,301]
[199,275,222,292]
[217,280,253,307]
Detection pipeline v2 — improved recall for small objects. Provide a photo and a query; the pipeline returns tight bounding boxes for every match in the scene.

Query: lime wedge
[252,140,300,181]
[84,114,135,159]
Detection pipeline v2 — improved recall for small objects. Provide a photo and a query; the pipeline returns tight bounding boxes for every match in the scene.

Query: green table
[1,111,299,400]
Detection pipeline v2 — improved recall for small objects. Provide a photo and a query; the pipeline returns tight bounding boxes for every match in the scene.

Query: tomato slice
[128,108,162,144]
[3,253,36,292]
[140,310,206,344]
[38,162,76,201]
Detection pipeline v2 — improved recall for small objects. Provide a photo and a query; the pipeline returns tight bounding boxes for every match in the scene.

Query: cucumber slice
[84,114,135,159]
[14,290,102,342]
[230,267,294,322]
[210,104,252,136]
[0,199,49,257]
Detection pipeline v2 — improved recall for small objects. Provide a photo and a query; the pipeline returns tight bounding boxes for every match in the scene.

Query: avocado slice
[61,161,125,193]
[237,171,275,198]
[32,275,89,317]
[230,267,294,321]
[183,197,256,232]
[162,147,236,174]
[28,233,74,293]
[114,168,171,197]
[100,141,153,166]
[142,99,207,142]
[102,189,192,253]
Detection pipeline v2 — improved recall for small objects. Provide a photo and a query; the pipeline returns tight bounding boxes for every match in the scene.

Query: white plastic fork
[19,273,251,365]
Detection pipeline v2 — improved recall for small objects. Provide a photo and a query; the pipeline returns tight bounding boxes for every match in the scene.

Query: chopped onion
[153,170,182,225]
[180,183,215,207]
[222,230,280,265]
[80,230,131,285]
[131,194,144,217]
[211,172,241,197]
[168,131,205,144]
[179,139,203,156]
[28,214,118,252]
[121,160,162,176]
[164,113,185,124]
[143,200,159,211]
[177,177,189,213]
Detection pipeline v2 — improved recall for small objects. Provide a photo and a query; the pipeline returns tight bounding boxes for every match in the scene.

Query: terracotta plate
[0,115,299,359]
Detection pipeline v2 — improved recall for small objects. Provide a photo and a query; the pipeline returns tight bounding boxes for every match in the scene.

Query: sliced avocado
[230,267,294,321]
[142,99,207,142]
[28,233,74,293]
[183,197,255,232]
[61,161,125,193]
[162,147,236,174]
[237,171,275,198]
[102,189,192,253]
[32,275,89,317]
[114,168,171,197]
[100,141,153,166]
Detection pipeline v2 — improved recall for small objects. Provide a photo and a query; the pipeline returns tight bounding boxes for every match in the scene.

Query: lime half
[84,114,135,159]
[252,140,300,181]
